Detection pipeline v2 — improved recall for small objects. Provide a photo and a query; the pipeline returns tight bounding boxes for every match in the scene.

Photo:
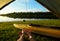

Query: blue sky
[0,0,49,14]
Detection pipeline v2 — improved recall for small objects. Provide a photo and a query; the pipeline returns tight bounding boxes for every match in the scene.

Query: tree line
[1,12,58,19]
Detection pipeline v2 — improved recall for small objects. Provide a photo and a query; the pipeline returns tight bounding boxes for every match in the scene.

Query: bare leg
[26,30,36,41]
[17,30,36,41]
[17,34,24,41]
[17,30,24,41]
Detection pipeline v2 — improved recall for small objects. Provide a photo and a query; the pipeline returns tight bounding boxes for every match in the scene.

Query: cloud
[0,5,15,14]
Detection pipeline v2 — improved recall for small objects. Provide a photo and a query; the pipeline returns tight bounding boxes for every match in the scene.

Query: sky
[0,0,49,14]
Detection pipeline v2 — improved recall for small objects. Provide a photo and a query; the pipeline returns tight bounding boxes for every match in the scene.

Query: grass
[0,19,60,41]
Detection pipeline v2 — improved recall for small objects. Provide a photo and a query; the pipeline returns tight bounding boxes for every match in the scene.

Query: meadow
[0,19,60,41]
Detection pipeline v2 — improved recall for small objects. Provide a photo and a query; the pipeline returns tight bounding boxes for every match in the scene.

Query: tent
[0,0,15,10]
[36,0,60,18]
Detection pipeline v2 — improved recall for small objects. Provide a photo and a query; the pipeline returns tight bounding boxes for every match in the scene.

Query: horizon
[0,11,50,14]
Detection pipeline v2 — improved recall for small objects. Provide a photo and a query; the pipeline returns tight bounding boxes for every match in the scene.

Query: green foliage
[0,22,20,41]
[1,12,58,19]
[0,20,60,41]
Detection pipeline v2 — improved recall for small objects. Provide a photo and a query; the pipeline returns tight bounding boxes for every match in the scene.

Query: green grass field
[0,19,60,41]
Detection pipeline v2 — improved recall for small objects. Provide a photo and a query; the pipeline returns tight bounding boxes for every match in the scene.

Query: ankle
[29,35,33,39]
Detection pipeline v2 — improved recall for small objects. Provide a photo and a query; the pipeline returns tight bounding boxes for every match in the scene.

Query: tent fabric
[36,0,60,18]
[0,0,14,10]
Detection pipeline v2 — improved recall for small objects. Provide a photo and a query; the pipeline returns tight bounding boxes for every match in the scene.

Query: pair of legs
[17,29,35,41]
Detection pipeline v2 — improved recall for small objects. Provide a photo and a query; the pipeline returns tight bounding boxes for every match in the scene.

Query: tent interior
[0,0,14,10]
[36,0,60,18]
